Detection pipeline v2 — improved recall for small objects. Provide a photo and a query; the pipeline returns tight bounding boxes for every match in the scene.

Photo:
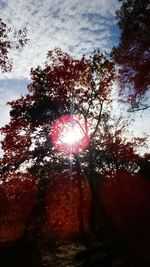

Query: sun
[61,123,84,145]
[51,115,89,154]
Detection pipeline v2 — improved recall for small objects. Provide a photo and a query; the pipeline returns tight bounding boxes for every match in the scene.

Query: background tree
[112,0,150,110]
[0,18,28,72]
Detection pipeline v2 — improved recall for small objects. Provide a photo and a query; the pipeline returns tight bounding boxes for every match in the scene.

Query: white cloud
[0,0,121,79]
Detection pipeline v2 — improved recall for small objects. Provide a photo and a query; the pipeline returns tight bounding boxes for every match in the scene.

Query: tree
[0,48,144,249]
[0,48,116,177]
[112,0,150,110]
[0,18,28,72]
[0,48,116,239]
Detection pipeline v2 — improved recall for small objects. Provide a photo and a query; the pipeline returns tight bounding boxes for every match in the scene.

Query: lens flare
[51,115,89,154]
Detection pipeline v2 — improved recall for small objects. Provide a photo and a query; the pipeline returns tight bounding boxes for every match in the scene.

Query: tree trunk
[74,155,85,237]
[24,168,50,240]
[87,144,118,242]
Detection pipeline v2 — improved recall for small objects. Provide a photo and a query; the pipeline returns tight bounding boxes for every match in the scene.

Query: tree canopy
[0,48,144,180]
[0,49,114,178]
[112,0,150,110]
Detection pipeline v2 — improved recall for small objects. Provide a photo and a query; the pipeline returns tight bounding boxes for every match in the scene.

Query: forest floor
[39,239,132,267]
[0,237,148,267]
[41,241,86,267]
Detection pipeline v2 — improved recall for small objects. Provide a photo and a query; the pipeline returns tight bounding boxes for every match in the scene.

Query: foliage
[0,48,145,241]
[0,172,37,242]
[0,18,28,72]
[0,48,117,239]
[91,116,144,176]
[0,48,115,179]
[112,0,150,110]
[101,169,150,262]
[1,45,142,179]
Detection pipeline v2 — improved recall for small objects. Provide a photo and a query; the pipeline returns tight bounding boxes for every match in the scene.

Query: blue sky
[0,0,150,155]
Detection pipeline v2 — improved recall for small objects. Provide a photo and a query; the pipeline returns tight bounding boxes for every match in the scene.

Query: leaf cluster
[112,0,150,109]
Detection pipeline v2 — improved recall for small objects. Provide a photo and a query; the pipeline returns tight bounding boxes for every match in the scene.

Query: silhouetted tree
[0,48,116,239]
[0,48,144,247]
[112,0,150,110]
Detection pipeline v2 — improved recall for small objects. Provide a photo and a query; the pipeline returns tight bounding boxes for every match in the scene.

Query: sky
[0,0,150,156]
[0,0,121,79]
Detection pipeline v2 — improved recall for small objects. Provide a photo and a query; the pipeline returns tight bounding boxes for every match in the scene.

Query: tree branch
[128,104,150,112]
[91,101,103,138]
